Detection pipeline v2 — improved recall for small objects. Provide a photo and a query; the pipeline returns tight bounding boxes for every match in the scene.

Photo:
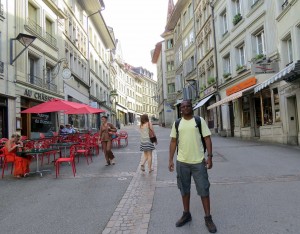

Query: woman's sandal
[149,169,154,173]
[140,165,145,171]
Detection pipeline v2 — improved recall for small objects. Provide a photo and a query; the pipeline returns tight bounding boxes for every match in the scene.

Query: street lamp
[10,33,36,65]
[186,79,199,99]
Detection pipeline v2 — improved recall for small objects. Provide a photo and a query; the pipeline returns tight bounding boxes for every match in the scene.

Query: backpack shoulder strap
[175,118,181,153]
[194,116,202,137]
[194,116,207,153]
[175,118,181,137]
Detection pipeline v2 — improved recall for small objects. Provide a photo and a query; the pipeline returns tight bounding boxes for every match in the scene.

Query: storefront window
[242,96,250,127]
[262,90,273,125]
[31,113,55,133]
[207,108,214,129]
[273,88,280,122]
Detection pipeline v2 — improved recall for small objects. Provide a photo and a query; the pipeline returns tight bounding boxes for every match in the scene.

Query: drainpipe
[210,1,223,134]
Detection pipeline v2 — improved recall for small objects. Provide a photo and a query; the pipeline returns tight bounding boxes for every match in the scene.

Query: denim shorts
[176,160,210,197]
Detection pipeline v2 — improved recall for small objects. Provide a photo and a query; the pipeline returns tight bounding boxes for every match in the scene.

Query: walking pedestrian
[168,100,217,233]
[139,114,157,173]
[99,115,117,166]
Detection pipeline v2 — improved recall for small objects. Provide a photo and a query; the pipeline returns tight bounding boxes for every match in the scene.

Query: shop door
[254,97,261,137]
[287,96,298,145]
[21,112,28,137]
[0,107,5,138]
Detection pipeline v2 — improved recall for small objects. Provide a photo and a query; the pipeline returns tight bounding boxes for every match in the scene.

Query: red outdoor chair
[40,140,61,166]
[1,148,14,179]
[0,148,4,167]
[20,136,28,141]
[74,144,92,165]
[88,135,100,155]
[55,145,76,178]
[39,133,45,139]
[118,131,128,147]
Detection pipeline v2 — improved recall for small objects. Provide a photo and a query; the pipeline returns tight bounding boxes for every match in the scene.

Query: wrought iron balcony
[26,18,57,47]
[28,74,43,87]
[26,18,42,36]
[167,92,177,102]
[44,81,57,92]
[27,74,57,92]
[45,32,57,47]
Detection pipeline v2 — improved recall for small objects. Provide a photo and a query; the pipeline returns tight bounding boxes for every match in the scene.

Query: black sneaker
[204,215,217,233]
[176,211,192,227]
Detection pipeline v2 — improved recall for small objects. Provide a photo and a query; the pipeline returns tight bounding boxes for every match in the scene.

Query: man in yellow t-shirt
[169,100,217,233]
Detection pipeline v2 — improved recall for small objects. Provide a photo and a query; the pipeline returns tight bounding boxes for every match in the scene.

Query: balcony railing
[27,18,42,36]
[166,70,175,78]
[28,74,43,87]
[26,18,57,47]
[27,74,57,92]
[167,93,177,101]
[44,81,57,92]
[45,31,57,47]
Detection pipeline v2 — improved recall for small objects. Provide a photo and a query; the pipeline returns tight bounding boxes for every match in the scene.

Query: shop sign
[32,113,52,125]
[24,89,53,101]
[226,77,257,96]
[31,113,53,133]
[251,62,279,74]
[204,86,216,96]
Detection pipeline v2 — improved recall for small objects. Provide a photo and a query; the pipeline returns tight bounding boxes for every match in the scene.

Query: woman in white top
[139,114,156,173]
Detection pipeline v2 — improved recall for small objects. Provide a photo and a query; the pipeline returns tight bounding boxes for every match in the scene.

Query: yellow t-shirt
[170,117,211,164]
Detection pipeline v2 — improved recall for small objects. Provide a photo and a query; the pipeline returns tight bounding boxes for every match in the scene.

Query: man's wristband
[207,154,213,157]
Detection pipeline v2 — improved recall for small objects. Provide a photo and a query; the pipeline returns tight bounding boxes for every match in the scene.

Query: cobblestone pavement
[102,150,158,234]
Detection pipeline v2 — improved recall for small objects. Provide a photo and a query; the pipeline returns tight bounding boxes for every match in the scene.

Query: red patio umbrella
[21,98,87,113]
[65,105,106,114]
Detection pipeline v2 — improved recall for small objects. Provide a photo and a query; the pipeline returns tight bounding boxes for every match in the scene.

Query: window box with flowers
[236,64,246,73]
[232,13,242,26]
[251,54,265,63]
[207,77,216,86]
[200,84,207,91]
[223,72,231,80]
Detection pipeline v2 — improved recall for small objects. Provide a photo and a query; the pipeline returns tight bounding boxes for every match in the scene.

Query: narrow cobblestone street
[1,125,300,234]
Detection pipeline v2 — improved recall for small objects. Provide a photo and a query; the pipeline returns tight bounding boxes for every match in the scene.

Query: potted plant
[251,54,265,63]
[207,77,216,85]
[232,13,242,26]
[236,64,245,72]
[223,72,231,79]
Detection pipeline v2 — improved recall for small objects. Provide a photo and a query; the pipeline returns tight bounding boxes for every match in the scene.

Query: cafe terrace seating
[74,143,92,165]
[88,134,100,155]
[0,148,4,167]
[40,140,61,166]
[55,145,76,178]
[118,131,128,147]
[1,148,14,179]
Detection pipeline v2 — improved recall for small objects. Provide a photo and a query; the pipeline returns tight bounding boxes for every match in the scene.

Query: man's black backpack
[175,116,207,153]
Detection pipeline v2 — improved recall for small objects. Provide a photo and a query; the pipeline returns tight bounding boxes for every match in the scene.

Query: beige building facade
[155,0,300,146]
[0,0,157,138]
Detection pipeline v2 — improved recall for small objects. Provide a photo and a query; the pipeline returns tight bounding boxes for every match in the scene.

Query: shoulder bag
[148,123,157,143]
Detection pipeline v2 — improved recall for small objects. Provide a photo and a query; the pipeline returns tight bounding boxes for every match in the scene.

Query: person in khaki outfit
[169,100,217,233]
[99,116,117,166]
